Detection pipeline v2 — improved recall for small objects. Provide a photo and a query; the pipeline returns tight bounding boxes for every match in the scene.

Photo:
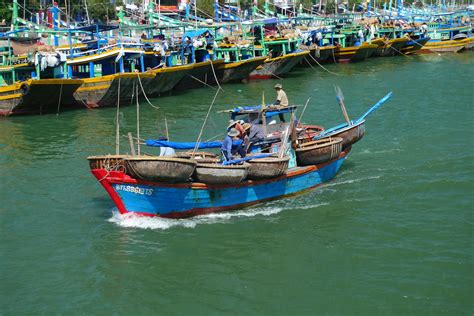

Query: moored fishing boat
[219,56,268,83]
[324,33,378,62]
[74,72,155,108]
[0,48,83,115]
[375,37,410,57]
[0,78,83,115]
[335,42,379,62]
[249,51,309,79]
[400,36,430,55]
[307,45,337,64]
[145,64,193,96]
[421,37,469,53]
[419,21,472,53]
[173,59,225,90]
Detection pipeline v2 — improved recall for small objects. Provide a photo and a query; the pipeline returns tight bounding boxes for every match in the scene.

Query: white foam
[359,148,402,155]
[108,202,329,230]
[323,175,381,187]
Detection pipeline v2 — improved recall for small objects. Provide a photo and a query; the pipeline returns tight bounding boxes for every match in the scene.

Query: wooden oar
[334,85,351,126]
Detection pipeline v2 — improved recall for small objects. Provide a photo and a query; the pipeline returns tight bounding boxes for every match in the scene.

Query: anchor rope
[192,89,221,155]
[382,38,413,59]
[260,60,284,80]
[115,76,121,154]
[306,53,339,76]
[187,73,217,90]
[209,60,223,91]
[56,79,64,115]
[409,37,442,56]
[137,72,160,110]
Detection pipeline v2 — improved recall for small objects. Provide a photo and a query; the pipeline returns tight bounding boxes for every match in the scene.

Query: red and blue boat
[88,93,392,219]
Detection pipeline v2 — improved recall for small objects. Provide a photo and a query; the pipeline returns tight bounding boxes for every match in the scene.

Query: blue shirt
[221,136,243,161]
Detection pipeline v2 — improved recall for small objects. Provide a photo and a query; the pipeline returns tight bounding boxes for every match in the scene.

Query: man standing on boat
[221,128,246,162]
[273,83,288,122]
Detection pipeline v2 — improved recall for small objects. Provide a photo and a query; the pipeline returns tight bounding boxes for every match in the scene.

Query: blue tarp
[182,29,210,40]
[223,153,273,165]
[145,139,242,149]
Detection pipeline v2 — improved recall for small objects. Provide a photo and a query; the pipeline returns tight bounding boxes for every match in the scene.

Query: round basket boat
[298,124,325,142]
[247,156,290,180]
[175,151,219,164]
[87,155,128,173]
[175,151,217,159]
[124,156,197,183]
[333,122,366,150]
[194,163,249,185]
[296,137,343,166]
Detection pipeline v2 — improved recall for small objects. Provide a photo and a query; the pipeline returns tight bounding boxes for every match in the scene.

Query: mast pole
[84,0,90,24]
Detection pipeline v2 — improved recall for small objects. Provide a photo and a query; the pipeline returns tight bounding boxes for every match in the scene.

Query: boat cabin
[228,105,297,143]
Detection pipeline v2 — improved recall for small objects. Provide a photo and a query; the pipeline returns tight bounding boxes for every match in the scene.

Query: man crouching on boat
[221,128,246,162]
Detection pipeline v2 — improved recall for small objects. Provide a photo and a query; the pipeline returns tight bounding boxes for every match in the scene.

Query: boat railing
[66,42,144,59]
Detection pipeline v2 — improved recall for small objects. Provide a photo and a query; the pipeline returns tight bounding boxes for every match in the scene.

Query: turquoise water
[1,52,473,314]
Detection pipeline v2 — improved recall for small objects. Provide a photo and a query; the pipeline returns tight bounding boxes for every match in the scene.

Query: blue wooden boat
[90,151,348,218]
[88,92,392,219]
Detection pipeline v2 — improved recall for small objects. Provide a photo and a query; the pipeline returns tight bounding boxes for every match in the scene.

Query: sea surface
[0,52,473,315]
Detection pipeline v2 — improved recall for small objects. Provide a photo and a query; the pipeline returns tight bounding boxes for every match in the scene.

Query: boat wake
[322,175,381,188]
[108,201,329,230]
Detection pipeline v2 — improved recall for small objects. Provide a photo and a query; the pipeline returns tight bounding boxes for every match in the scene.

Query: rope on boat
[260,61,284,80]
[137,73,160,110]
[192,89,221,156]
[209,60,223,91]
[130,81,135,105]
[410,38,441,56]
[115,76,121,155]
[205,132,224,142]
[136,84,141,155]
[306,53,339,76]
[187,74,217,90]
[382,39,413,59]
[331,46,337,64]
[303,56,317,69]
[97,159,125,182]
[56,79,64,116]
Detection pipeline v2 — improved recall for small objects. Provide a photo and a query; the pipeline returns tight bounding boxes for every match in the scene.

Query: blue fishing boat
[88,93,392,218]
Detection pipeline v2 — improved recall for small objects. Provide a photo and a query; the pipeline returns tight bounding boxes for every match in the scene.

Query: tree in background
[0,0,13,25]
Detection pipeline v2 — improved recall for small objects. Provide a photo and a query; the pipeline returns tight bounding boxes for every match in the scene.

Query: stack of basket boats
[87,135,349,185]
